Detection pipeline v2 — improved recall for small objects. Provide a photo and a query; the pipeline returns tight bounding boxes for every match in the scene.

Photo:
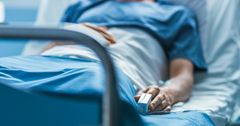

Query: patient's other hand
[134,85,173,112]
[40,23,117,54]
[82,23,116,46]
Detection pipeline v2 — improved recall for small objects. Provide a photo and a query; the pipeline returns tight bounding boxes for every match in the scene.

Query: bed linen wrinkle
[0,54,215,126]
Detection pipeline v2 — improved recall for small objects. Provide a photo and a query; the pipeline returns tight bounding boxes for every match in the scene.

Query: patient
[41,0,207,113]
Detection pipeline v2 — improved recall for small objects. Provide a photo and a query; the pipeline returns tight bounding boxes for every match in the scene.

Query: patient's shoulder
[157,1,196,19]
[61,0,105,23]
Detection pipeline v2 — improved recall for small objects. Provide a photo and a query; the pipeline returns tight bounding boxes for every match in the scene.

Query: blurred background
[0,0,40,57]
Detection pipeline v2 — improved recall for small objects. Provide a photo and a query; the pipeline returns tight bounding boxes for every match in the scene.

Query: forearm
[164,58,194,104]
[134,58,194,112]
[163,72,193,104]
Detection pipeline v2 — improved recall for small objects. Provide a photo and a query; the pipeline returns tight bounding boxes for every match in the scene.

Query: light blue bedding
[0,55,215,126]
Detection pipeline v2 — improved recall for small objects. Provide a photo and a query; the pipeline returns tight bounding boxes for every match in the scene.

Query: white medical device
[137,93,152,115]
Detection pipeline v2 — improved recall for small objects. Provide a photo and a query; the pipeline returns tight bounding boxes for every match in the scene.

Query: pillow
[22,0,79,55]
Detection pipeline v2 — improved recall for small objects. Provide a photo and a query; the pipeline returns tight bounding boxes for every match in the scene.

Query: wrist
[160,86,175,105]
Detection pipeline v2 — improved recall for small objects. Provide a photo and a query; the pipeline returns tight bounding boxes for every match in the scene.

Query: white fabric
[0,1,4,23]
[35,0,78,26]
[108,27,168,91]
[42,26,168,91]
[22,0,78,55]
[171,0,240,126]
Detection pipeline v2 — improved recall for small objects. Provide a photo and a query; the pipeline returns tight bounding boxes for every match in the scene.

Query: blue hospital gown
[61,0,207,70]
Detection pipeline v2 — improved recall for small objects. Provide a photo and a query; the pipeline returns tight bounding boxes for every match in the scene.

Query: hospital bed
[0,0,240,126]
[0,26,143,126]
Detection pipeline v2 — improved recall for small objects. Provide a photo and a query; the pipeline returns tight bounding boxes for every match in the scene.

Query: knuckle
[153,86,159,91]
[164,101,169,106]
[151,102,157,107]
[168,102,171,106]
[149,85,160,92]
[156,96,163,101]
[162,94,167,100]
[164,95,172,105]
[148,91,153,95]
[151,85,158,89]
[168,101,172,106]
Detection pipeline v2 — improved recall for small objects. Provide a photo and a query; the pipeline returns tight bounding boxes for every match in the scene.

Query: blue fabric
[61,0,207,71]
[0,55,136,106]
[0,56,214,126]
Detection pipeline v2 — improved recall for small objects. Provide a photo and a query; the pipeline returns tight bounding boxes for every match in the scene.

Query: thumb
[134,94,141,102]
[134,89,146,102]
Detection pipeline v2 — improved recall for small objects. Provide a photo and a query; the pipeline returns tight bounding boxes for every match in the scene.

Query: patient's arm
[134,58,194,112]
[40,23,116,54]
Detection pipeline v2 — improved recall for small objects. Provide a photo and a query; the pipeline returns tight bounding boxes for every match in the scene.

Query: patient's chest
[77,1,165,25]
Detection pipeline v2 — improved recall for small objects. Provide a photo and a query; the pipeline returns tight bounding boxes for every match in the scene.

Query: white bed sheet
[21,0,240,126]
[172,0,240,126]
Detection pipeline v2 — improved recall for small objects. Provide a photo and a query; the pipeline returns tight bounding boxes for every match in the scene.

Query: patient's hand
[134,59,194,113]
[82,23,116,46]
[134,85,173,112]
[40,23,116,53]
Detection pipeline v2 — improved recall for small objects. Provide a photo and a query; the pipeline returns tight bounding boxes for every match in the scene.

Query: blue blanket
[0,56,215,126]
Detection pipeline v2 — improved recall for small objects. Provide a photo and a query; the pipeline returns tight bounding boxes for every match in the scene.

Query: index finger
[146,86,160,100]
[134,89,148,101]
